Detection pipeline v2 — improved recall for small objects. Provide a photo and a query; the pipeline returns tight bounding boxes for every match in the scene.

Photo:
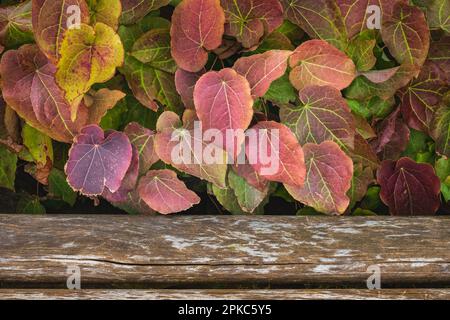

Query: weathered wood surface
[1,215,450,289]
[2,289,450,300]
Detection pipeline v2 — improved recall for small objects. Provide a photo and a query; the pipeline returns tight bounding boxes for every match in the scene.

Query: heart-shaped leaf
[124,122,159,175]
[137,169,200,214]
[32,0,90,62]
[282,0,348,50]
[377,157,441,215]
[400,62,448,133]
[154,111,228,188]
[289,40,356,91]
[233,50,292,98]
[194,68,254,156]
[381,2,430,68]
[0,0,34,48]
[170,0,225,72]
[56,22,124,109]
[120,0,170,25]
[65,125,133,196]
[246,121,306,186]
[280,85,355,149]
[220,0,284,48]
[285,141,354,215]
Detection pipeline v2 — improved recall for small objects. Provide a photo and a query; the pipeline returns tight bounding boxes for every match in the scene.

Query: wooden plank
[1,215,450,289]
[1,289,450,300]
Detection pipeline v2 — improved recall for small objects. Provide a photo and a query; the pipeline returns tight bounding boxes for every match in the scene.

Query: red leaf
[285,141,354,215]
[170,0,225,72]
[137,169,200,214]
[289,40,356,91]
[193,68,254,156]
[233,50,292,98]
[377,157,441,215]
[246,121,306,186]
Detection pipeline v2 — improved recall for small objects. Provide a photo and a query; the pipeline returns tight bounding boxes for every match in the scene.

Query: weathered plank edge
[1,215,450,289]
[1,289,450,300]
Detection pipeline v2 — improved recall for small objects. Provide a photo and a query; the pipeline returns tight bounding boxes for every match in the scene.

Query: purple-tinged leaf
[371,108,410,160]
[377,157,441,215]
[137,169,200,214]
[120,0,171,25]
[399,62,448,133]
[65,125,133,196]
[360,67,400,83]
[175,68,204,110]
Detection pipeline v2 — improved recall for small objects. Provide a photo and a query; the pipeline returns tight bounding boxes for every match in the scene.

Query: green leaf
[88,0,122,30]
[228,170,270,214]
[17,194,46,214]
[48,169,77,206]
[0,144,17,190]
[297,206,324,216]
[436,157,450,202]
[211,183,246,215]
[22,124,53,165]
[352,208,377,216]
[0,0,34,48]
[264,73,297,105]
[402,129,434,163]
[346,30,377,72]
[56,23,124,111]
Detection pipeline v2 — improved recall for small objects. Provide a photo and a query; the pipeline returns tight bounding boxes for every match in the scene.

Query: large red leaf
[377,157,441,215]
[65,125,133,196]
[193,68,254,156]
[399,62,448,133]
[32,0,90,63]
[233,50,292,98]
[0,45,123,143]
[289,40,356,91]
[285,141,354,215]
[280,85,355,149]
[137,169,200,214]
[281,0,347,50]
[154,111,228,188]
[220,0,283,48]
[170,0,225,72]
[246,121,306,187]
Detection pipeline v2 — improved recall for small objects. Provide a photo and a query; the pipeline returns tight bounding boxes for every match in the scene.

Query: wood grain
[1,289,450,300]
[1,215,449,289]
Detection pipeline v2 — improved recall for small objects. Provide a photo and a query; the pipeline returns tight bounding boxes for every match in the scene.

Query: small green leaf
[0,144,17,190]
[17,194,46,214]
[22,124,53,165]
[264,73,297,105]
[48,169,77,206]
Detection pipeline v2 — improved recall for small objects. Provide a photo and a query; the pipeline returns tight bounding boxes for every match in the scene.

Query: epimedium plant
[0,0,448,216]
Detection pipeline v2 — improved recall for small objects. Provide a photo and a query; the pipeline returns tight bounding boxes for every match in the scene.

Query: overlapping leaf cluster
[0,0,448,216]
